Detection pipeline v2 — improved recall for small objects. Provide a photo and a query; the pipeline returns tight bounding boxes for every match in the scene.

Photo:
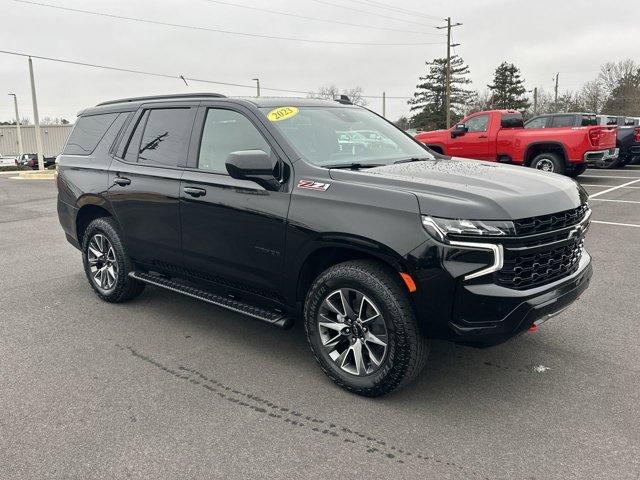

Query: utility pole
[8,94,24,157]
[437,17,462,128]
[533,87,538,115]
[252,78,261,97]
[28,57,45,171]
[382,91,386,118]
[554,73,559,111]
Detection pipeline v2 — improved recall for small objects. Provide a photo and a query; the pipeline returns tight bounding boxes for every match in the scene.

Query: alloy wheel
[318,288,388,376]
[87,234,118,290]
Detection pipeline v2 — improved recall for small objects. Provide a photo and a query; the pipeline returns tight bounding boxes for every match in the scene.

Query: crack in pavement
[116,344,491,479]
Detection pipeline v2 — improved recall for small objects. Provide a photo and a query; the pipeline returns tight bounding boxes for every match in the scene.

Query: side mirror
[451,124,468,138]
[225,150,280,190]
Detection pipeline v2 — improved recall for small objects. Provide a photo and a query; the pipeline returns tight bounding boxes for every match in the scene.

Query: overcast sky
[1,0,637,123]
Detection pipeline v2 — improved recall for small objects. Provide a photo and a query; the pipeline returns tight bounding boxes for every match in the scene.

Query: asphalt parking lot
[1,167,638,480]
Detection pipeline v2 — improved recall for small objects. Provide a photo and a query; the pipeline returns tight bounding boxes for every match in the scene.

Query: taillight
[635,127,640,143]
[588,128,601,147]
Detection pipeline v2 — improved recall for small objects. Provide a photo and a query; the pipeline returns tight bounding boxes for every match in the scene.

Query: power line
[0,49,413,99]
[308,0,441,28]
[346,0,445,21]
[13,0,445,46]
[198,0,440,35]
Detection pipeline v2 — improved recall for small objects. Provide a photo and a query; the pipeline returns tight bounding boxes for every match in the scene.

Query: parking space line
[580,184,640,189]
[591,220,640,228]
[590,198,640,204]
[588,179,640,198]
[581,175,640,180]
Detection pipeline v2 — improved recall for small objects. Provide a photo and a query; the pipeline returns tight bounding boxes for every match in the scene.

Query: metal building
[0,124,73,157]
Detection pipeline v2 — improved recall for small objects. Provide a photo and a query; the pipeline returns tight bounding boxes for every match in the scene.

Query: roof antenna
[180,75,189,86]
[335,95,352,105]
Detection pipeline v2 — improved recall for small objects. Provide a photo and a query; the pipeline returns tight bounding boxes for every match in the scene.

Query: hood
[329,158,588,220]
[415,130,448,141]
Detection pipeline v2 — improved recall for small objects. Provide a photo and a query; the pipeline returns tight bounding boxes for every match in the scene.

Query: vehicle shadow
[126,285,558,417]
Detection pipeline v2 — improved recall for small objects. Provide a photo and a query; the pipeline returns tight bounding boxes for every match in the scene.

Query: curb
[16,171,55,180]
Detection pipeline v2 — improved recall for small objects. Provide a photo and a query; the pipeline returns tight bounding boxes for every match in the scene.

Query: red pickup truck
[414,110,618,176]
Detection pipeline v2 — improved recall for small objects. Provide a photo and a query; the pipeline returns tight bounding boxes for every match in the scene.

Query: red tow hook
[528,324,538,333]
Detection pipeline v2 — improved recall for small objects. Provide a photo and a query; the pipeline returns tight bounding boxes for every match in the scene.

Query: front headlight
[422,216,515,241]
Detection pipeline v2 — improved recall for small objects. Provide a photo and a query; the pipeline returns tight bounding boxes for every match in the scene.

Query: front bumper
[585,148,619,166]
[447,251,592,345]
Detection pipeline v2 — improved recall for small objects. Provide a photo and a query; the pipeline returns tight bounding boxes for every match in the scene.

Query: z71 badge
[297,180,331,192]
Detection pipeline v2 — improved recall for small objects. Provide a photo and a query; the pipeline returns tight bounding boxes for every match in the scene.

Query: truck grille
[513,204,589,236]
[496,237,584,290]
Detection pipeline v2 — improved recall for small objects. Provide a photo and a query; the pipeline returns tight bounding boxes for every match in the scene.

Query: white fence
[0,124,73,157]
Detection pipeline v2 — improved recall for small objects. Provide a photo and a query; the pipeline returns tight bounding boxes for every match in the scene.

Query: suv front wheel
[304,260,429,396]
[82,216,145,303]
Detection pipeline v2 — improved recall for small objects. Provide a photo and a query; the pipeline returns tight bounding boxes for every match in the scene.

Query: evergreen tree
[408,55,474,130]
[487,62,530,111]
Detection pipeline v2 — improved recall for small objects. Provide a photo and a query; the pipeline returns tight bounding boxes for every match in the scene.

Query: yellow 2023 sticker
[267,106,299,122]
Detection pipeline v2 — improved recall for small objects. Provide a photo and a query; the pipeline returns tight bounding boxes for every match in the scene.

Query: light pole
[8,94,24,157]
[28,57,45,171]
[252,78,260,97]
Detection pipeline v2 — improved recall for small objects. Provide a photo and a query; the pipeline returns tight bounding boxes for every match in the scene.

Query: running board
[129,271,293,329]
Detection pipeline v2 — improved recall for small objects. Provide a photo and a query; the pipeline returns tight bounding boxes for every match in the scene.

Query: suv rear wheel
[82,217,145,303]
[304,260,429,396]
[531,152,565,174]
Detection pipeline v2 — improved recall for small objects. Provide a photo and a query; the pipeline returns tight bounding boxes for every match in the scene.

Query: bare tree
[599,59,639,94]
[309,85,368,106]
[466,89,491,114]
[578,80,606,113]
[341,86,368,106]
[599,59,640,115]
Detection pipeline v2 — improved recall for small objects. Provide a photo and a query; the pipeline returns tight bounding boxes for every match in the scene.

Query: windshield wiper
[393,157,432,164]
[324,162,384,170]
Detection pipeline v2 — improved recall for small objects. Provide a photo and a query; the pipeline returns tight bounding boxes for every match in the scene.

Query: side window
[526,117,547,129]
[465,115,489,133]
[550,115,575,128]
[123,111,149,163]
[136,108,193,167]
[198,109,271,173]
[63,113,119,155]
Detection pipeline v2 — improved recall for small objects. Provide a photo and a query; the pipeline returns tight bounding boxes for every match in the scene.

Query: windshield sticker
[267,106,299,122]
[298,179,330,191]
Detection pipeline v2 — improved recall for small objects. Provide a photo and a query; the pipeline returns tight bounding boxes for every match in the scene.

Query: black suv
[57,93,593,396]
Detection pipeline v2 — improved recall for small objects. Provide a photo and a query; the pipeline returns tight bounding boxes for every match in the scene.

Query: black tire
[530,152,565,175]
[82,216,145,303]
[565,164,587,178]
[616,155,630,168]
[304,260,429,397]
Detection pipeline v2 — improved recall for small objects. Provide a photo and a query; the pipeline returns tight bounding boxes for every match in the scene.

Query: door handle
[184,186,207,197]
[113,176,131,186]
[478,135,488,139]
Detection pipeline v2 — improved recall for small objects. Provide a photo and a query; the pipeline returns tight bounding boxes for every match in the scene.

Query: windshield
[260,106,433,167]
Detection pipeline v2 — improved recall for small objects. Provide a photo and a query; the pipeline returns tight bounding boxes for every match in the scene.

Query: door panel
[179,106,290,299]
[108,160,183,267]
[107,105,196,270]
[180,171,289,298]
[449,114,491,160]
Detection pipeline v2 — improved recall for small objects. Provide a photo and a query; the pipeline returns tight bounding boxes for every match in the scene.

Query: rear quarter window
[63,113,120,155]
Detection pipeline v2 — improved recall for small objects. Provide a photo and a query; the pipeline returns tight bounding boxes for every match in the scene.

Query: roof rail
[96,92,226,106]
